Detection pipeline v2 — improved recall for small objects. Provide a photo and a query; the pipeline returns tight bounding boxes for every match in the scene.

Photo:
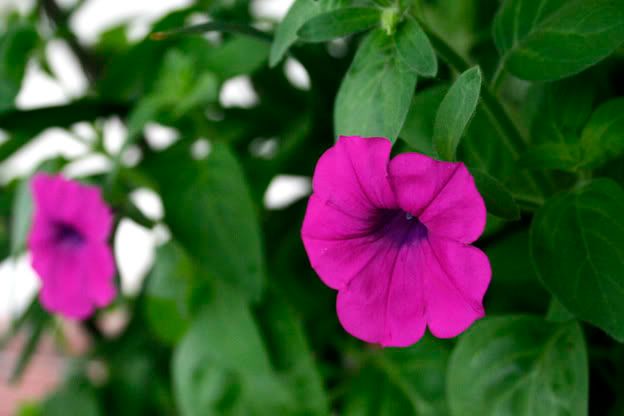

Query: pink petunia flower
[28,173,117,319]
[301,136,491,347]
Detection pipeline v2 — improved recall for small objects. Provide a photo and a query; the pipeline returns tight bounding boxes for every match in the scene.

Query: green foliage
[143,142,265,301]
[531,179,624,341]
[298,7,380,42]
[433,66,481,161]
[3,0,624,414]
[334,29,417,141]
[493,0,624,81]
[448,316,588,416]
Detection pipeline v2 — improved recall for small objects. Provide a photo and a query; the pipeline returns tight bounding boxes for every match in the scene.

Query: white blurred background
[0,0,314,325]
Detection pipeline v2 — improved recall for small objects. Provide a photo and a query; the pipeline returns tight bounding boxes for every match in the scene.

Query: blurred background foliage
[1,0,624,415]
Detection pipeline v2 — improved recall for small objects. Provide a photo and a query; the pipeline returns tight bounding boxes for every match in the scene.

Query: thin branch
[39,0,100,81]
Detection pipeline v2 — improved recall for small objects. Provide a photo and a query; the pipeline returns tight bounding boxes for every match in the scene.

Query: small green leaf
[531,179,624,341]
[270,0,321,67]
[393,18,437,77]
[42,385,101,416]
[547,298,575,323]
[10,179,33,256]
[448,316,588,416]
[298,7,380,42]
[579,98,624,168]
[433,66,481,161]
[493,0,624,81]
[335,29,417,141]
[470,168,520,220]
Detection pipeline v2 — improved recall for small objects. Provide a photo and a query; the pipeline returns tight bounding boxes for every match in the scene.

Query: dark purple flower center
[52,221,85,247]
[372,209,428,247]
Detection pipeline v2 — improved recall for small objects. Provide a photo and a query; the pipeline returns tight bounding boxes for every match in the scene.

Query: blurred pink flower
[301,136,491,347]
[28,174,116,319]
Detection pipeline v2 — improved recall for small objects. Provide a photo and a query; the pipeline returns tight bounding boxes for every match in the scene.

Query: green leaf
[518,143,581,171]
[258,292,329,416]
[531,179,624,341]
[0,23,38,111]
[269,0,322,67]
[10,178,33,256]
[493,0,624,81]
[470,168,520,220]
[448,316,588,416]
[579,98,624,168]
[547,298,575,323]
[343,336,451,415]
[172,283,293,416]
[42,385,101,416]
[400,84,448,155]
[393,18,437,77]
[433,66,481,161]
[298,7,380,42]
[334,29,417,141]
[142,142,265,301]
[143,242,195,345]
[202,36,270,80]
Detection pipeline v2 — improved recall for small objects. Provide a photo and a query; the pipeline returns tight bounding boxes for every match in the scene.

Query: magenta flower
[28,173,117,319]
[301,136,491,347]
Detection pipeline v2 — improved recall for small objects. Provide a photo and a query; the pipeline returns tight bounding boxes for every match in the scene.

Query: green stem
[151,21,273,43]
[490,63,506,95]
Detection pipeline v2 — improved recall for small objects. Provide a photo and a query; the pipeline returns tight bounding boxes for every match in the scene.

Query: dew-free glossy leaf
[173,283,293,416]
[394,18,437,77]
[531,179,624,341]
[0,23,38,111]
[579,98,624,168]
[493,0,624,81]
[335,29,417,141]
[448,316,588,416]
[433,66,481,161]
[344,336,451,415]
[143,142,265,301]
[298,7,380,42]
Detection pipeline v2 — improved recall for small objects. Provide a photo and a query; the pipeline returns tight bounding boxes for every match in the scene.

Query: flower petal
[30,173,113,242]
[336,238,427,347]
[301,195,380,290]
[34,247,94,319]
[312,136,396,216]
[83,242,117,307]
[423,235,490,338]
[388,153,486,244]
[32,242,116,319]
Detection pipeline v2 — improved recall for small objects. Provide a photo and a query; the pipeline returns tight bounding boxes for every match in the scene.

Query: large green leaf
[143,142,265,301]
[493,0,624,81]
[448,316,588,416]
[531,179,624,341]
[343,336,451,415]
[298,7,380,42]
[172,283,293,416]
[433,66,481,161]
[0,23,38,111]
[334,29,417,141]
[579,98,624,169]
